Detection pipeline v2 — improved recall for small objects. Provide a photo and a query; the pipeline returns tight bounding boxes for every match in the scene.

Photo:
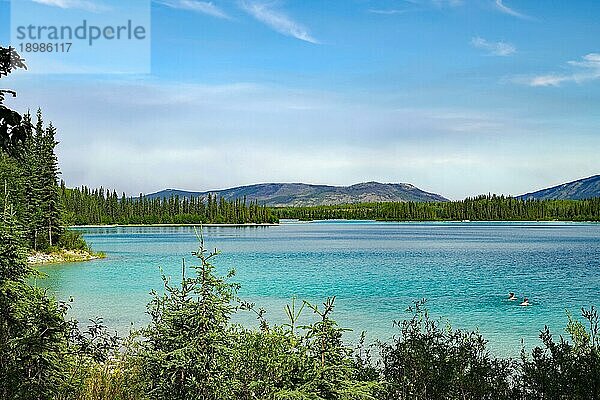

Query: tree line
[273,195,600,222]
[60,192,600,227]
[61,186,278,225]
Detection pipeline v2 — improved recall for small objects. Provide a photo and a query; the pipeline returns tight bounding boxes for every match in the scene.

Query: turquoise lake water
[37,221,600,357]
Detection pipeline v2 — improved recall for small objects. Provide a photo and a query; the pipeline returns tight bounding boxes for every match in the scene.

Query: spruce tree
[21,111,43,249]
[39,122,61,247]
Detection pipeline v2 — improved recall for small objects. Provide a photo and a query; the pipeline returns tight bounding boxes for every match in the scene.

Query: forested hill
[146,182,449,206]
[518,175,600,200]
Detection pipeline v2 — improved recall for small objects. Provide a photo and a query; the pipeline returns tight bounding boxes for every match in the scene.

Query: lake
[37,220,600,357]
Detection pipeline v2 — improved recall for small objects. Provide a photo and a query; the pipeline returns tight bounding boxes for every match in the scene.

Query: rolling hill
[146,182,448,207]
[518,175,600,200]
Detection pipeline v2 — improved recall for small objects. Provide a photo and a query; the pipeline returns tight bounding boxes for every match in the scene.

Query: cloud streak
[494,0,530,19]
[369,0,462,15]
[155,0,230,19]
[432,0,464,7]
[471,37,516,56]
[239,1,318,44]
[367,9,409,15]
[31,0,107,12]
[526,53,600,87]
[367,0,464,18]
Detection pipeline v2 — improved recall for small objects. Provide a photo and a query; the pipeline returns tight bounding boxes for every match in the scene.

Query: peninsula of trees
[61,186,277,225]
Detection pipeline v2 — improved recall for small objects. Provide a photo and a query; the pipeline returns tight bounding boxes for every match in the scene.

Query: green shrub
[135,233,241,400]
[0,208,75,400]
[520,307,600,400]
[58,229,90,251]
[0,280,76,400]
[379,299,516,400]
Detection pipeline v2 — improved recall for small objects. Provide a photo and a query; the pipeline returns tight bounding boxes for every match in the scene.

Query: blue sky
[1,0,599,199]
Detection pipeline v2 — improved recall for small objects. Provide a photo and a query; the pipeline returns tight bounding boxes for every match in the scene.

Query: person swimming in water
[520,297,530,306]
[508,292,517,301]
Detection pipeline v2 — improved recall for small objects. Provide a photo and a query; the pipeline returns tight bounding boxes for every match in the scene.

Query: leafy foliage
[520,307,600,399]
[380,299,515,400]
[136,231,240,399]
[0,46,109,400]
[0,46,26,80]
[0,46,28,158]
[58,229,90,251]
[0,180,70,400]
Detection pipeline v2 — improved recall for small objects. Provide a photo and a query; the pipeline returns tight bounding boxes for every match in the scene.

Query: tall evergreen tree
[38,121,62,247]
[21,111,43,249]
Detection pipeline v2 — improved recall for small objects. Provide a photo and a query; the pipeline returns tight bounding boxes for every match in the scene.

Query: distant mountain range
[517,175,600,200]
[145,175,600,206]
[146,182,449,207]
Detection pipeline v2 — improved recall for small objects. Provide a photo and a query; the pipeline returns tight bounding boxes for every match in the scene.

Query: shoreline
[67,220,599,229]
[70,223,280,228]
[292,219,600,223]
[28,249,106,266]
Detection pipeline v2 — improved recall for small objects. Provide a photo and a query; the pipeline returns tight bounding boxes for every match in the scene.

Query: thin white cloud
[432,0,463,7]
[155,0,230,19]
[31,0,107,12]
[239,1,318,44]
[526,53,600,87]
[368,9,409,15]
[368,0,462,16]
[471,37,516,56]
[494,0,530,20]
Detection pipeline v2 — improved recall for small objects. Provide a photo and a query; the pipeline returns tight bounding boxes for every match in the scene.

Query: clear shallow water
[37,221,600,357]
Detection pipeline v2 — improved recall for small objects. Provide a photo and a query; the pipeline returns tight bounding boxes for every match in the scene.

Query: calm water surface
[37,221,600,357]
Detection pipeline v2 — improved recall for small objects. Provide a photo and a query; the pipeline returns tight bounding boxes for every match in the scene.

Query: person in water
[520,297,530,306]
[508,292,517,301]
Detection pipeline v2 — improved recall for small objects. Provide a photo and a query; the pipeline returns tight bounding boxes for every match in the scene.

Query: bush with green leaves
[379,299,516,400]
[58,229,90,252]
[519,307,600,400]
